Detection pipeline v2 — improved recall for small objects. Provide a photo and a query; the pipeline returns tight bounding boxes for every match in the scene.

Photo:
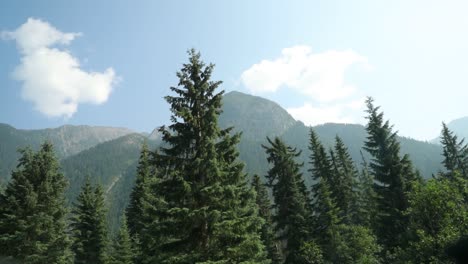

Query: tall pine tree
[0,142,72,263]
[146,49,267,263]
[440,122,468,179]
[71,178,109,264]
[329,136,358,223]
[263,137,311,263]
[252,174,281,264]
[363,97,417,250]
[111,215,135,264]
[127,142,153,238]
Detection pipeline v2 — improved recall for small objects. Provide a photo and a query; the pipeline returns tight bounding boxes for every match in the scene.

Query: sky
[1,0,468,141]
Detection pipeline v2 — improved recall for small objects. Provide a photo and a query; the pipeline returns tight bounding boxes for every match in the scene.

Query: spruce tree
[363,97,416,250]
[355,151,378,229]
[146,49,267,263]
[127,142,152,238]
[263,137,311,263]
[0,142,72,263]
[312,180,342,261]
[252,174,281,264]
[440,122,468,179]
[329,136,358,223]
[111,215,135,264]
[308,129,334,198]
[71,178,109,264]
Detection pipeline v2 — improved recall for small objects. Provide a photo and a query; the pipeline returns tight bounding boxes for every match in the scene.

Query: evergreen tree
[111,215,135,264]
[0,142,72,263]
[71,178,109,264]
[308,129,333,198]
[440,123,468,179]
[252,174,281,264]
[307,129,343,261]
[263,137,311,263]
[363,97,417,250]
[312,179,342,261]
[126,142,154,263]
[330,136,359,223]
[355,151,378,228]
[146,49,267,263]
[127,142,152,237]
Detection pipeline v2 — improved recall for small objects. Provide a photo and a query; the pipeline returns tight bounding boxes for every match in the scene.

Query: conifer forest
[0,50,467,263]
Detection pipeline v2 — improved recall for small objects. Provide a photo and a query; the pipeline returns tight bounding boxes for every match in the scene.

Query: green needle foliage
[263,137,311,263]
[71,178,110,264]
[145,49,268,263]
[127,142,152,237]
[111,215,135,264]
[252,174,281,264]
[363,97,418,251]
[330,136,359,223]
[0,142,72,263]
[440,122,468,179]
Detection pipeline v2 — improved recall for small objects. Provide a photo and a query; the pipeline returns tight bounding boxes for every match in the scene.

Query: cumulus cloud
[2,18,117,118]
[287,98,366,126]
[241,45,371,102]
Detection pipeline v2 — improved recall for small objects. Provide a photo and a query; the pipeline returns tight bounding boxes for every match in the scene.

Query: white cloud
[241,45,371,102]
[2,18,117,118]
[287,98,366,126]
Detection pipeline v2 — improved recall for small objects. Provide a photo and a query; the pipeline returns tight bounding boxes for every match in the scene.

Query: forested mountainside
[0,91,447,231]
[0,123,133,183]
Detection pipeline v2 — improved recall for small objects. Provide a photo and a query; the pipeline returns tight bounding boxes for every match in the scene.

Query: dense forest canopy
[0,50,467,263]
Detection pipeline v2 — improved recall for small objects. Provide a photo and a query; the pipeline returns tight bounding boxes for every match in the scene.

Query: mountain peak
[220,90,297,140]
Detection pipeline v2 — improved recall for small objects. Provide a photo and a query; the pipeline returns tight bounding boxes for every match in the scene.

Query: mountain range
[1,90,461,230]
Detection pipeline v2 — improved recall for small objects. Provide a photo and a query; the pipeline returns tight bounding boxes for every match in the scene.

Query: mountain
[220,91,443,179]
[60,133,157,230]
[0,123,133,182]
[430,116,468,144]
[446,117,468,141]
[0,90,446,230]
[219,91,297,140]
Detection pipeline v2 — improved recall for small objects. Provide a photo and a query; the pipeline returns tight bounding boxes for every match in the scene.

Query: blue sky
[1,0,468,140]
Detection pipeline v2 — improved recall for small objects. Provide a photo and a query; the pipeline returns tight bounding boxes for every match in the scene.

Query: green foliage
[71,178,110,264]
[363,97,416,250]
[111,215,135,264]
[145,49,268,263]
[329,136,359,223]
[401,175,468,263]
[440,122,468,179]
[355,151,378,228]
[0,142,72,263]
[297,241,324,264]
[126,142,152,237]
[332,225,381,264]
[252,174,281,264]
[263,137,311,263]
[62,133,147,232]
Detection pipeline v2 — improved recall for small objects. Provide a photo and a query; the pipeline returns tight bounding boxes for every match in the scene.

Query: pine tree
[363,97,416,250]
[263,137,311,263]
[0,142,72,263]
[329,136,358,223]
[71,178,109,264]
[355,151,378,228]
[440,122,468,179]
[126,142,154,263]
[111,215,135,264]
[252,174,281,264]
[312,180,342,261]
[127,142,152,237]
[146,49,267,263]
[307,129,341,225]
